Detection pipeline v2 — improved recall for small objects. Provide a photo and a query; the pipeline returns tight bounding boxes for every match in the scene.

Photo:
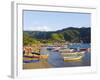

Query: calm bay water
[40,44,91,67]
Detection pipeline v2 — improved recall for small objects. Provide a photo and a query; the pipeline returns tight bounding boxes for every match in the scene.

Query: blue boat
[23,60,39,63]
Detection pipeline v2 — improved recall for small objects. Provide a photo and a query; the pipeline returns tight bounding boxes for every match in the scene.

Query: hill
[23,27,91,45]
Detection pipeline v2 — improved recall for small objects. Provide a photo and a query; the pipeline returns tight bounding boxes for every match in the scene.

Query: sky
[23,10,91,31]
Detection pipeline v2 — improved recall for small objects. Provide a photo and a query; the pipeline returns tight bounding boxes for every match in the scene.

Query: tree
[23,33,37,45]
[51,33,63,41]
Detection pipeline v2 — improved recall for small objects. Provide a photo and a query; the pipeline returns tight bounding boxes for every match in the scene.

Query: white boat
[63,56,83,61]
[59,48,74,53]
[60,51,85,61]
[60,51,84,55]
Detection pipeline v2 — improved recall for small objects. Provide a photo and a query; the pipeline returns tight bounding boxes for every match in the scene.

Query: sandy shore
[23,61,52,69]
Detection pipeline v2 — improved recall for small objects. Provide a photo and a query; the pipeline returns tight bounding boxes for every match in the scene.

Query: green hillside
[23,27,91,45]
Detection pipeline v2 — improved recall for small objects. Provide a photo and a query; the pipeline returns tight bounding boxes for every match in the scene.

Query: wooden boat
[47,47,54,50]
[23,57,39,61]
[63,56,83,61]
[24,55,40,58]
[59,48,74,53]
[60,51,84,62]
[60,52,84,56]
[23,60,39,63]
[32,52,40,55]
[40,55,49,59]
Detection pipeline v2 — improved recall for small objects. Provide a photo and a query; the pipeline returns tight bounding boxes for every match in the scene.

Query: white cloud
[24,26,53,31]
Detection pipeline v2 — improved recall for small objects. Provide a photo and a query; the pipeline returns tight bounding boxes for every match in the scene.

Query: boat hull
[63,56,82,62]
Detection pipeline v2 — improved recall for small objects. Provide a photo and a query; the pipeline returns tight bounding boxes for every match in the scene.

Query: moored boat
[63,56,83,62]
[60,51,85,55]
[60,51,85,62]
[40,54,49,59]
[59,48,75,53]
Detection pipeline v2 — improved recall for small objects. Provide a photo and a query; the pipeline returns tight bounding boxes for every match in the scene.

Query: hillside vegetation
[23,27,91,46]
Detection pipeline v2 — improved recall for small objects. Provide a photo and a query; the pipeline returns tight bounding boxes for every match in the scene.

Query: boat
[23,57,39,61]
[32,52,40,55]
[23,60,39,63]
[24,55,40,58]
[60,52,85,62]
[47,47,54,50]
[59,48,75,53]
[47,45,61,51]
[40,54,49,59]
[63,56,83,61]
[60,51,84,55]
[52,47,61,52]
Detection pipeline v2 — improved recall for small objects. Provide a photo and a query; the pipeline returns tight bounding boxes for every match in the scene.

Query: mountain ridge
[23,27,91,45]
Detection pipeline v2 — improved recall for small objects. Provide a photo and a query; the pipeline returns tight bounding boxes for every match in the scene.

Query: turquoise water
[40,44,91,67]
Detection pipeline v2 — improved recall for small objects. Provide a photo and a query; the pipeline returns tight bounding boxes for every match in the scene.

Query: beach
[23,60,52,69]
[23,43,90,69]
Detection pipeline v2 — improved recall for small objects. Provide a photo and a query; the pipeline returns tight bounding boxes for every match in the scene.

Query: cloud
[24,26,53,31]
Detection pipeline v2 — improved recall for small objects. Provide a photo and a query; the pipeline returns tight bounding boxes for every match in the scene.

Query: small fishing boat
[40,54,49,59]
[24,55,40,58]
[23,60,39,63]
[52,47,61,52]
[23,57,39,60]
[60,51,85,62]
[60,51,84,55]
[47,45,61,51]
[63,55,83,61]
[32,52,40,55]
[47,47,54,50]
[59,48,75,53]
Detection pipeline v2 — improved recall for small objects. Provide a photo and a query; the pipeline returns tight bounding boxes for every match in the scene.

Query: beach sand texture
[23,61,52,69]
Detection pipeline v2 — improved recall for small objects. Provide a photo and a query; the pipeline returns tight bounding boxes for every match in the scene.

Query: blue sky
[23,10,91,31]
